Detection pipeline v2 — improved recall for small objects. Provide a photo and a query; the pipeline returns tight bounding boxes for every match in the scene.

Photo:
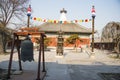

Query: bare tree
[0,0,29,53]
[101,22,120,57]
[101,22,120,42]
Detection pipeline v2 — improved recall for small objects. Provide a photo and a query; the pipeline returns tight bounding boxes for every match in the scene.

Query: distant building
[37,8,92,47]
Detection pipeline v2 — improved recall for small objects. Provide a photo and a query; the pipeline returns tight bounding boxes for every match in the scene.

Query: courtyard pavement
[0,47,120,80]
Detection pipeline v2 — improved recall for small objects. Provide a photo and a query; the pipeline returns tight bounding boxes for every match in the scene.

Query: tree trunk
[0,34,4,54]
[0,31,8,54]
[3,33,7,53]
[116,41,120,58]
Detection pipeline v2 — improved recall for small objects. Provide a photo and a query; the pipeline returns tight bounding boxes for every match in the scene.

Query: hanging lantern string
[31,16,92,24]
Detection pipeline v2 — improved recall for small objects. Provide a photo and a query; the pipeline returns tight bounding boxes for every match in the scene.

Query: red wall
[48,37,90,47]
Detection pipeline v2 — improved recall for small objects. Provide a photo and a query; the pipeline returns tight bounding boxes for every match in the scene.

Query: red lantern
[75,20,78,23]
[54,20,56,23]
[34,17,36,20]
[43,19,46,22]
[85,19,88,22]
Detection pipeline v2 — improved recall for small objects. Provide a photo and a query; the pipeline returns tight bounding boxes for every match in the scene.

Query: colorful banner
[30,17,92,24]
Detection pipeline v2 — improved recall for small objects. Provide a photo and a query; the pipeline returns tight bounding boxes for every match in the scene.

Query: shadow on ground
[0,60,120,80]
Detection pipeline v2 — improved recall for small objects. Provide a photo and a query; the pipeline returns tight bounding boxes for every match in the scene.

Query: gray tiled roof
[37,22,92,34]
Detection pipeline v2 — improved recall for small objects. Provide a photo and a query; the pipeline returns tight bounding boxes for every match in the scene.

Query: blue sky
[29,0,120,34]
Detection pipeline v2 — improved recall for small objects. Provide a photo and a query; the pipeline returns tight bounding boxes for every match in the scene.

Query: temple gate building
[37,8,92,47]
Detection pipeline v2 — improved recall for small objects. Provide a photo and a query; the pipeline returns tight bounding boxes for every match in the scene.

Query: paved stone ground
[0,47,120,80]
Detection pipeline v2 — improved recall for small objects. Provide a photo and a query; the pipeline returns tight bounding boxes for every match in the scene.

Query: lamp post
[91,5,96,52]
[27,5,31,28]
